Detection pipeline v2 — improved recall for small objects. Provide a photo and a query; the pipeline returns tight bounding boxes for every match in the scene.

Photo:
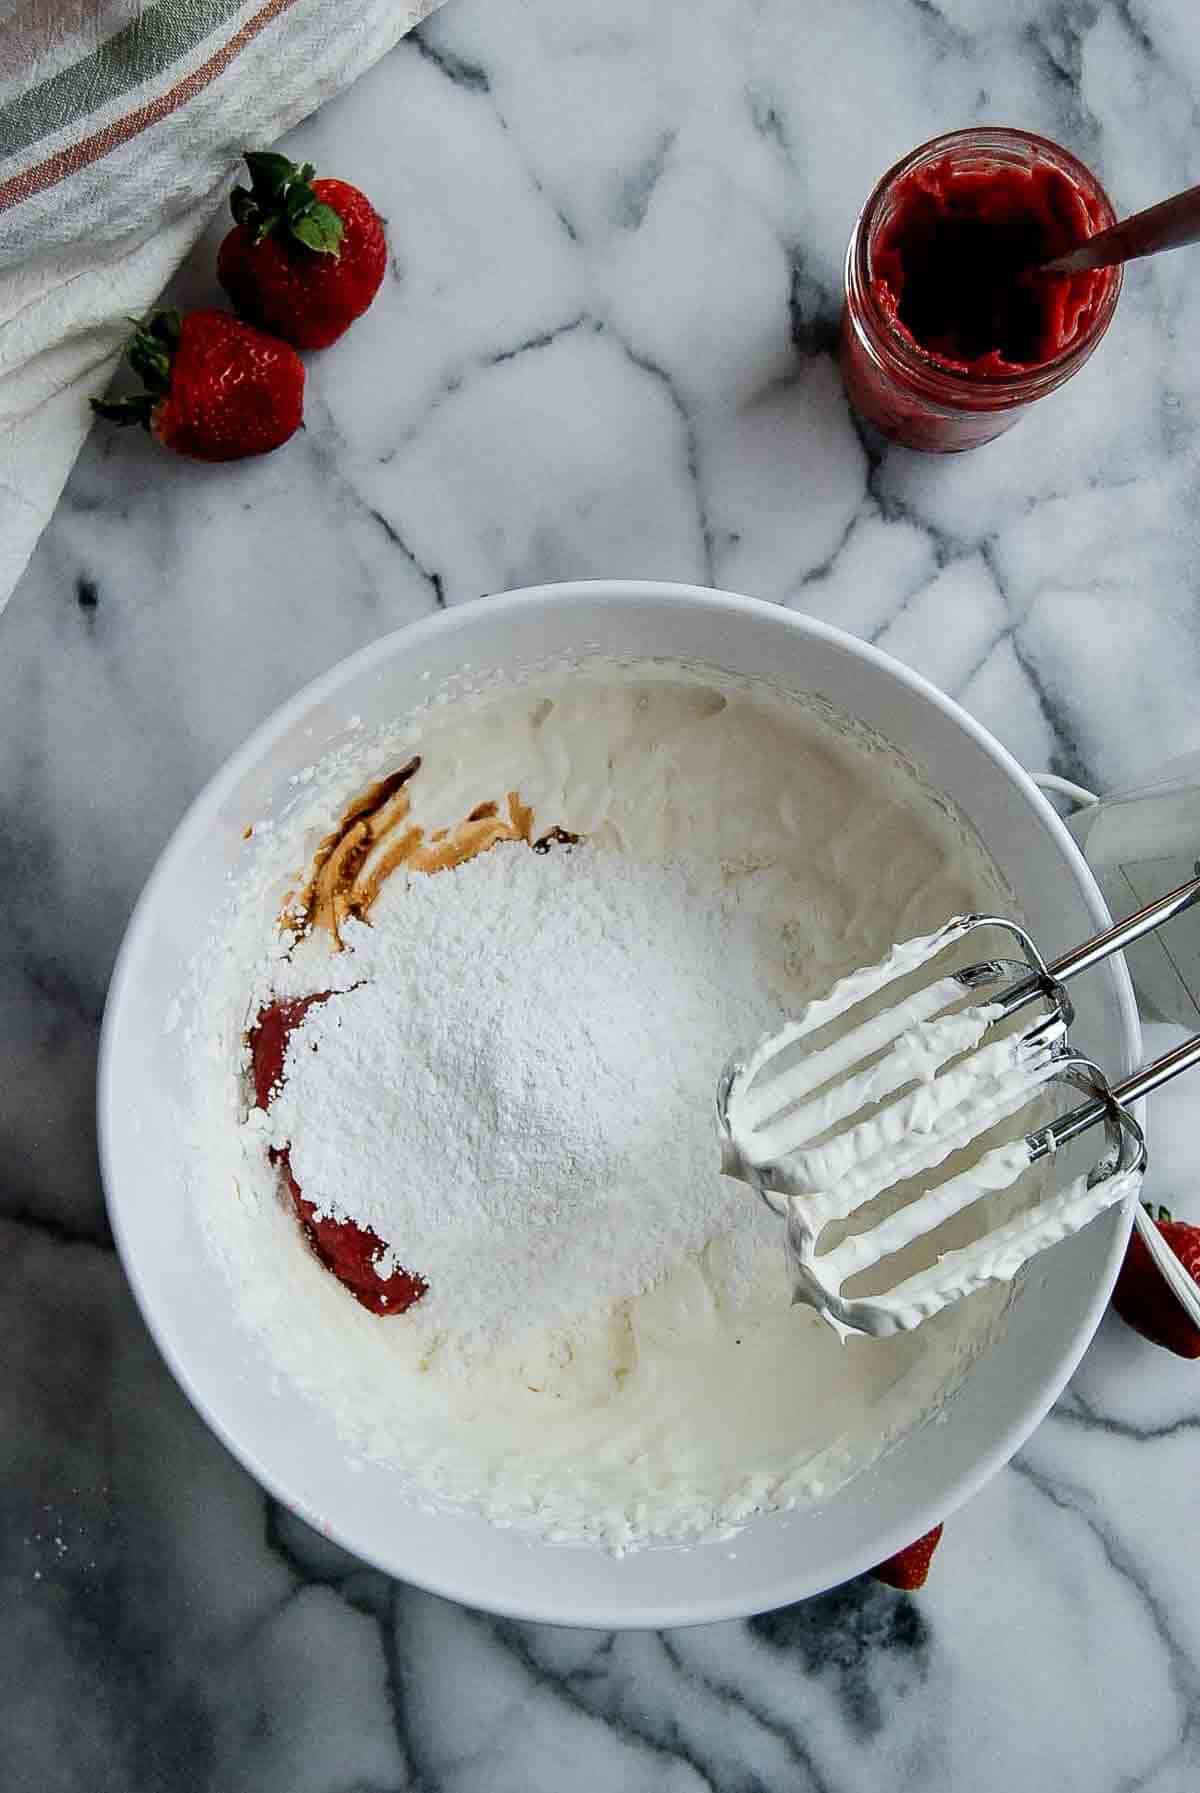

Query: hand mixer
[717,875,1200,1339]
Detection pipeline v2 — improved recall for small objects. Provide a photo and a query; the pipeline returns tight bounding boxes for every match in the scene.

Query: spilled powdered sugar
[256,844,785,1364]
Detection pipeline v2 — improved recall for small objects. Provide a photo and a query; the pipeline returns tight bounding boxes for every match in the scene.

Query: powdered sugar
[263,843,786,1362]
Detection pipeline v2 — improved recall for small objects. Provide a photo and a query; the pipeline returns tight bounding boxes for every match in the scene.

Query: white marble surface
[4,1,1200,1787]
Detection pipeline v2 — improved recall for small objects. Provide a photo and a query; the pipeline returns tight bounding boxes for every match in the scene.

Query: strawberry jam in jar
[840,128,1122,451]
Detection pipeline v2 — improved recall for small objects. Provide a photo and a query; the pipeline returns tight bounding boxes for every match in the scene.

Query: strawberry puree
[249,996,427,1315]
[871,158,1106,375]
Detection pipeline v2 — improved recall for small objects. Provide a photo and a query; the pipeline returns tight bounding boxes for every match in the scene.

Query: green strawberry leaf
[92,310,182,436]
[230,185,257,227]
[126,310,180,394]
[291,202,344,257]
[91,393,157,430]
[231,149,344,255]
[243,151,295,199]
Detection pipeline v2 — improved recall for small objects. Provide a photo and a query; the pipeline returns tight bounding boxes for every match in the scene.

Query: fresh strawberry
[91,309,304,461]
[1112,1205,1200,1359]
[217,151,386,349]
[870,1523,943,1590]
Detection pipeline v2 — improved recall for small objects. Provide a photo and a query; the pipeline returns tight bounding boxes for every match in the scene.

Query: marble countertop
[5,1,1200,1787]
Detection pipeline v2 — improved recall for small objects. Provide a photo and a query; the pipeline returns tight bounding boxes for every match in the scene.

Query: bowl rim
[98,578,1141,1626]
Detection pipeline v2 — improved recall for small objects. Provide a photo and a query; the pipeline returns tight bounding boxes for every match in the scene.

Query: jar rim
[846,126,1123,406]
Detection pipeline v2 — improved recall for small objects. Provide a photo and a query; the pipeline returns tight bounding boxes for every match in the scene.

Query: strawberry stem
[230,151,344,257]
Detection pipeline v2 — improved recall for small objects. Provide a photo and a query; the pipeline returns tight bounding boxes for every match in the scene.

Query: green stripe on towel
[0,0,250,161]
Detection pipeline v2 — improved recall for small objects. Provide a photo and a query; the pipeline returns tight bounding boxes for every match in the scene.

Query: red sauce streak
[872,158,1106,375]
[248,997,427,1316]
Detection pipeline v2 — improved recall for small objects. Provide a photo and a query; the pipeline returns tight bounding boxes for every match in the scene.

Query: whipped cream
[190,660,1033,1550]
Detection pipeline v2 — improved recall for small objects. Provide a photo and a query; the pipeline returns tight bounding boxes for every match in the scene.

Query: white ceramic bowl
[99,581,1139,1627]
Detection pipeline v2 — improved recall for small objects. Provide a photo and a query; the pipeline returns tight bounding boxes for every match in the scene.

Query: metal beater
[717,876,1200,1338]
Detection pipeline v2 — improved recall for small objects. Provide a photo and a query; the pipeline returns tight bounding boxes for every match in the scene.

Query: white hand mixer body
[717,878,1200,1339]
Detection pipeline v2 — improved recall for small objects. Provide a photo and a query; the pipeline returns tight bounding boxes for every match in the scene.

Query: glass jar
[840,127,1122,452]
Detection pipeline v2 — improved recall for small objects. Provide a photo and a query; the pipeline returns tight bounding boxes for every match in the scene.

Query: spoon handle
[1043,182,1200,275]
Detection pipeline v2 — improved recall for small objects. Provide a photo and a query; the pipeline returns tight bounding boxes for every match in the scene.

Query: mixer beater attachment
[717,878,1200,1338]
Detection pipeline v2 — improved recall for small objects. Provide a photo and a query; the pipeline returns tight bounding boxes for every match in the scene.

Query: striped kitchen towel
[0,0,441,615]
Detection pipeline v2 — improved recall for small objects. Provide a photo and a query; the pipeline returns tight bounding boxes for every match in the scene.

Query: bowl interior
[100,581,1138,1627]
